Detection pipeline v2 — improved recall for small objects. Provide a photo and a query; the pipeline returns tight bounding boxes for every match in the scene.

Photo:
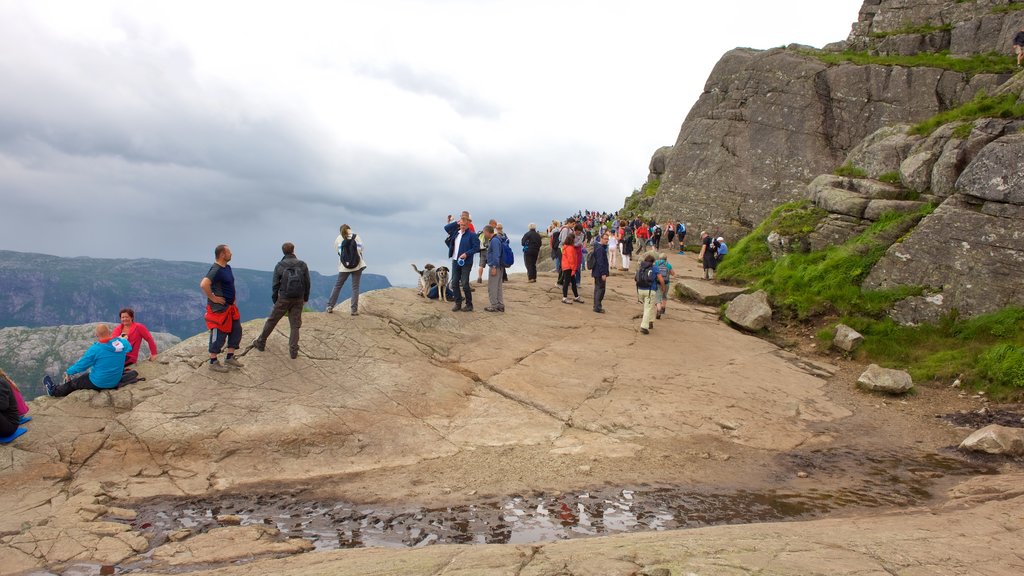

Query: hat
[717,237,724,242]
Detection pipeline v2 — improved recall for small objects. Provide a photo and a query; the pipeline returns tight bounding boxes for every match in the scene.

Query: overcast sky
[0,0,863,286]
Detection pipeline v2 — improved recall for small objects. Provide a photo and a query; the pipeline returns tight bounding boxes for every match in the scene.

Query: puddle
[941,407,1024,430]
[115,447,995,564]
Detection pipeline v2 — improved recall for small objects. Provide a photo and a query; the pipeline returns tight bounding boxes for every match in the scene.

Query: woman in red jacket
[112,308,158,367]
[560,232,583,304]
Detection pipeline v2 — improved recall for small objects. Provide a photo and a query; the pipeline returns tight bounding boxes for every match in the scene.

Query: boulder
[833,324,864,352]
[726,290,772,331]
[956,133,1024,206]
[844,124,920,179]
[856,364,913,394]
[959,425,1024,457]
[766,230,810,260]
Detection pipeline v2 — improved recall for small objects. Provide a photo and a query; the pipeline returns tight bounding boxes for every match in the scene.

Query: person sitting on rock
[112,308,158,368]
[44,324,134,397]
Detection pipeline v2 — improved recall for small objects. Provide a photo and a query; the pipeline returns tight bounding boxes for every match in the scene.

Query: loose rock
[857,364,914,394]
[959,425,1024,456]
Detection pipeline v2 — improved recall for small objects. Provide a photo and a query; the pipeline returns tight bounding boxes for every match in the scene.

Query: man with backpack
[635,254,665,335]
[252,242,311,360]
[591,232,610,313]
[483,225,505,312]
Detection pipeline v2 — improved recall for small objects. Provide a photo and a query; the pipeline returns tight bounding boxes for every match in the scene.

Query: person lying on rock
[44,324,135,397]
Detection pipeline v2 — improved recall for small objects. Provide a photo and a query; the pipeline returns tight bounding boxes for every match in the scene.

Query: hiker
[1015,26,1024,68]
[653,252,675,319]
[327,224,366,315]
[521,223,542,283]
[496,223,510,282]
[665,221,676,249]
[253,242,311,359]
[112,308,158,367]
[201,244,244,372]
[444,214,481,312]
[555,218,575,284]
[607,227,620,271]
[652,224,663,250]
[591,232,610,313]
[0,369,29,439]
[547,220,561,273]
[716,236,729,266]
[476,218,498,285]
[620,224,634,271]
[676,221,687,253]
[44,324,134,396]
[635,254,666,335]
[560,231,583,304]
[698,231,719,281]
[483,225,505,312]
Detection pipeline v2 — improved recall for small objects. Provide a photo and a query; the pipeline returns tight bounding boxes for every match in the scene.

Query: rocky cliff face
[0,324,180,399]
[639,0,1020,241]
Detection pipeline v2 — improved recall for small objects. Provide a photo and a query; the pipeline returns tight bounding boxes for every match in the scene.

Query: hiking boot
[640,327,650,335]
[656,310,662,320]
[594,308,605,313]
[351,310,359,316]
[452,302,462,312]
[485,306,498,312]
[326,305,334,313]
[43,375,56,396]
[223,357,245,369]
[251,339,265,352]
[462,303,474,312]
[209,361,230,373]
[290,350,298,359]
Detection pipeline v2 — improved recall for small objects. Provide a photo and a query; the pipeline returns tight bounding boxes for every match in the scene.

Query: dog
[435,266,450,302]
[411,263,437,297]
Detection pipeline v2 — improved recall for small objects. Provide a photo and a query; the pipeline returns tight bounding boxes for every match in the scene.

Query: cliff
[640,0,1021,241]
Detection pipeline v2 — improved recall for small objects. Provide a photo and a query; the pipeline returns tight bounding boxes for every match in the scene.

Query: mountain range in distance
[0,250,391,339]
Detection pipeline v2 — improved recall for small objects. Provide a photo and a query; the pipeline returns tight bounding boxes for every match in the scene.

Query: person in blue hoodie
[44,324,133,397]
[444,214,481,312]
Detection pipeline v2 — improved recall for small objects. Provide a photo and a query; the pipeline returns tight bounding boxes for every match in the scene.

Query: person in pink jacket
[112,308,158,367]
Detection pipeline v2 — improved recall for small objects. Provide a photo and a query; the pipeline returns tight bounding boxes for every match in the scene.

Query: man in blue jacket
[45,324,133,397]
[444,214,481,312]
[591,232,610,313]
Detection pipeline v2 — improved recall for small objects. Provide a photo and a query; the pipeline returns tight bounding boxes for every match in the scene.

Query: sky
[0,0,863,286]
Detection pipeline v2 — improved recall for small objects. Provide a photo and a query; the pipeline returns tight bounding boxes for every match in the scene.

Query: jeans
[593,276,606,310]
[328,269,362,312]
[256,297,303,354]
[451,259,473,304]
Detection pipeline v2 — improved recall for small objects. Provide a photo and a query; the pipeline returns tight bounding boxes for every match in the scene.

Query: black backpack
[339,235,361,269]
[281,266,304,299]
[636,260,656,289]
[586,248,597,271]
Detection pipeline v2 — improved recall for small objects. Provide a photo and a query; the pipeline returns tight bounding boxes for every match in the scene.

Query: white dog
[411,263,437,297]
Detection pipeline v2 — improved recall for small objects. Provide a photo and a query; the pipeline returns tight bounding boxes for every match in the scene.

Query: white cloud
[0,0,862,285]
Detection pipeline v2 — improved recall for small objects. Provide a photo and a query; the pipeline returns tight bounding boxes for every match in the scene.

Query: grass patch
[993,2,1024,13]
[717,200,827,284]
[878,171,902,185]
[910,93,1024,136]
[624,178,660,215]
[869,23,951,39]
[803,49,1016,75]
[951,123,974,139]
[834,163,868,178]
[843,308,1024,399]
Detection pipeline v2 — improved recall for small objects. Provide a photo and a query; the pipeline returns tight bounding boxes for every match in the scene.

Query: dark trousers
[209,319,243,354]
[593,276,606,310]
[51,370,138,397]
[525,250,539,280]
[561,271,579,298]
[256,297,303,354]
[451,260,473,304]
[328,269,362,312]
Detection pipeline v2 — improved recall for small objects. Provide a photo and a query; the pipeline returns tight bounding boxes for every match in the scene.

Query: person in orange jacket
[560,232,583,304]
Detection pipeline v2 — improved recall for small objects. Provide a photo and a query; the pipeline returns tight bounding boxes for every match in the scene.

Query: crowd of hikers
[1,209,730,444]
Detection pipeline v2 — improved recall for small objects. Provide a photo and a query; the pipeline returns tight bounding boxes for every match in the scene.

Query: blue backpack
[501,237,515,267]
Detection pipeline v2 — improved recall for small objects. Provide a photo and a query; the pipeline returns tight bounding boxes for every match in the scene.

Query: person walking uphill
[484,226,505,312]
[635,254,665,334]
[444,215,481,312]
[327,224,366,315]
[201,244,244,373]
[1015,27,1024,68]
[253,242,311,360]
[521,223,542,282]
[591,232,610,313]
[44,323,133,396]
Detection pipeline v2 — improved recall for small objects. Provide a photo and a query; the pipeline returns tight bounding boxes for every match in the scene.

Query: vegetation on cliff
[719,201,1024,398]
[803,49,1017,75]
[910,92,1024,135]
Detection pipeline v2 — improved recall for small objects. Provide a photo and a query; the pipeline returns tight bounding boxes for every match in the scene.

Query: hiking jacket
[486,236,503,268]
[113,322,158,365]
[66,336,133,389]
[272,253,311,303]
[444,221,481,267]
[560,244,579,274]
[335,233,366,273]
[591,242,609,278]
[521,229,542,253]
